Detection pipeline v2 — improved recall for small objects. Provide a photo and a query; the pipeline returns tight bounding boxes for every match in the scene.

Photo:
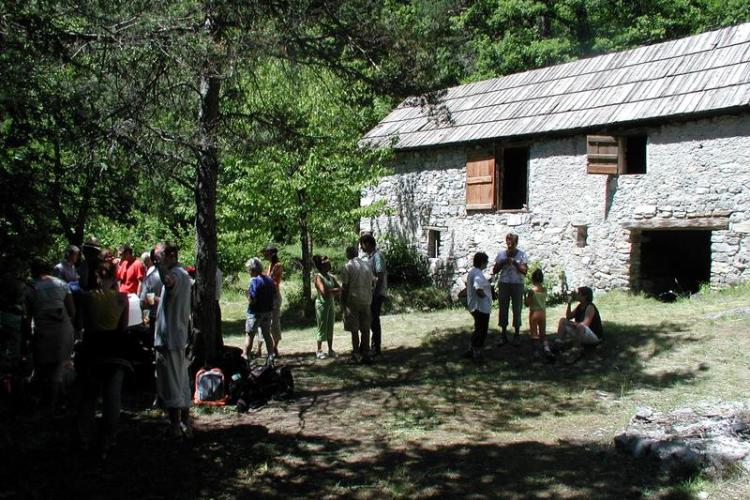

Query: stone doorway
[638,229,712,296]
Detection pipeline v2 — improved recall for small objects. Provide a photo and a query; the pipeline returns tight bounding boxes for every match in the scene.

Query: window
[587,134,647,175]
[623,135,647,174]
[427,229,441,258]
[501,146,529,209]
[577,226,588,247]
[465,146,528,211]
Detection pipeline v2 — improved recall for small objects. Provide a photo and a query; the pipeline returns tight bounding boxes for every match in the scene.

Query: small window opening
[427,230,441,258]
[576,226,588,247]
[623,135,647,174]
[501,146,529,210]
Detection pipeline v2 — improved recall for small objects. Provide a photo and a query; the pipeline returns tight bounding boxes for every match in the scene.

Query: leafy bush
[380,234,430,287]
[384,285,452,314]
[85,213,194,264]
[524,261,568,306]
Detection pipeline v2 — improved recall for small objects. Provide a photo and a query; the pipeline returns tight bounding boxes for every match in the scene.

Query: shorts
[344,302,371,332]
[579,325,600,345]
[561,321,600,346]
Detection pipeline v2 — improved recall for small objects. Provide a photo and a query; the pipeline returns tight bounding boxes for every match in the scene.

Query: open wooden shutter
[587,135,621,174]
[466,153,496,210]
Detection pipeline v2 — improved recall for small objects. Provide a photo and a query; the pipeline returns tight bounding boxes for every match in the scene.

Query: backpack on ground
[193,368,228,406]
[236,364,293,412]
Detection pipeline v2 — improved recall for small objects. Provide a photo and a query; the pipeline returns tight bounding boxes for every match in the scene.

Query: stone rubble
[614,402,750,480]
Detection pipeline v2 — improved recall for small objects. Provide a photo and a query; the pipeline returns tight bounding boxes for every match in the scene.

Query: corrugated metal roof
[363,23,750,149]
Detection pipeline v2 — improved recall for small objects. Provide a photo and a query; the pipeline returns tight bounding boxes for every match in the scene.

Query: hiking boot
[328,349,337,358]
[316,351,327,360]
[512,334,520,346]
[497,335,509,347]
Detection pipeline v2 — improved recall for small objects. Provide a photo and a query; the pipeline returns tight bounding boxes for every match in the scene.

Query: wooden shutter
[466,153,496,210]
[587,135,621,174]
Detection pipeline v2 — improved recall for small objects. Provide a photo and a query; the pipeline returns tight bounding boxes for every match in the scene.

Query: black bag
[218,346,247,379]
[236,364,294,412]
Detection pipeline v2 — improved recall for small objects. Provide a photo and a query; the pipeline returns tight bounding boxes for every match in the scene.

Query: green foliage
[384,285,453,314]
[450,0,750,81]
[85,213,195,266]
[524,261,568,306]
[380,234,430,287]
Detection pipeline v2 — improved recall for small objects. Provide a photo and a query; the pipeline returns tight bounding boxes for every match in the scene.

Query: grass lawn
[3,285,749,499]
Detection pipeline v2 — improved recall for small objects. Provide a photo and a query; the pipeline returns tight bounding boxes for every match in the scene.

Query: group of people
[242,247,283,363]
[243,234,388,365]
[313,234,387,363]
[1,229,604,457]
[465,233,604,363]
[2,238,197,454]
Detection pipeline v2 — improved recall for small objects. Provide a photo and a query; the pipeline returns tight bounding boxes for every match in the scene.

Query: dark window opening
[639,229,711,298]
[501,147,529,210]
[624,135,647,174]
[576,226,588,247]
[427,230,441,258]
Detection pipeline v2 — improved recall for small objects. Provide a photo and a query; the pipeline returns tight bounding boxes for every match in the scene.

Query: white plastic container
[127,293,143,327]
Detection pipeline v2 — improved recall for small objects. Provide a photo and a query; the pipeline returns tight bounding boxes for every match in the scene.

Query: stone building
[360,23,750,296]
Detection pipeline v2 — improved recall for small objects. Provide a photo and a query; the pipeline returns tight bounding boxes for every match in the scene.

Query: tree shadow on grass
[1,317,707,499]
[281,318,706,432]
[2,412,684,499]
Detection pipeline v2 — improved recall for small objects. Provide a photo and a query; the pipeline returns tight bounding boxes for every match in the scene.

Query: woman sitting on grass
[313,255,341,360]
[555,286,603,363]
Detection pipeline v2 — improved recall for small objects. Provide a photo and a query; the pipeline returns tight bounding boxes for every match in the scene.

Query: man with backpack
[244,258,276,364]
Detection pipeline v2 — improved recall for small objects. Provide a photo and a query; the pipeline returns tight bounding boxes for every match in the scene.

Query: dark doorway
[639,229,711,297]
[501,147,528,210]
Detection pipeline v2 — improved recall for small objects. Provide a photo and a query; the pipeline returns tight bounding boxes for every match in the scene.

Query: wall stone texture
[361,114,750,294]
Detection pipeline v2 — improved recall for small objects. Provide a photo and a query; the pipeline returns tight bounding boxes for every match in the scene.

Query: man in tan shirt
[340,246,374,364]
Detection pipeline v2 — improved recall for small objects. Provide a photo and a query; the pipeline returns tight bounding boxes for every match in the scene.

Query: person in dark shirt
[243,258,276,364]
[555,286,603,362]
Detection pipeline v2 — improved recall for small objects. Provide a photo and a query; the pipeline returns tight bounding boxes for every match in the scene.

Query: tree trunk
[537,0,553,38]
[297,189,315,319]
[192,50,222,367]
[574,2,592,54]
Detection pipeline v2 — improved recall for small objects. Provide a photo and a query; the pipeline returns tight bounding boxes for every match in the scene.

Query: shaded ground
[2,288,749,498]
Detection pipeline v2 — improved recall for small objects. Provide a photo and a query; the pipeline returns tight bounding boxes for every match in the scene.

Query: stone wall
[361,114,750,293]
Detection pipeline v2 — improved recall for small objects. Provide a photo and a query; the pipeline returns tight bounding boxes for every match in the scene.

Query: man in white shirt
[466,252,492,361]
[154,242,193,438]
[492,233,528,346]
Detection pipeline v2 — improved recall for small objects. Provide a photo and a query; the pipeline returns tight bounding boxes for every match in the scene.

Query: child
[526,268,553,359]
[465,252,492,361]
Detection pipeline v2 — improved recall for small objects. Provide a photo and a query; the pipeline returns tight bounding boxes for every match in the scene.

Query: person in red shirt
[116,245,146,295]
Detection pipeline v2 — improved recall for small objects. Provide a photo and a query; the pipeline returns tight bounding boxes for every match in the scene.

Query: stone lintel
[622,217,729,230]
